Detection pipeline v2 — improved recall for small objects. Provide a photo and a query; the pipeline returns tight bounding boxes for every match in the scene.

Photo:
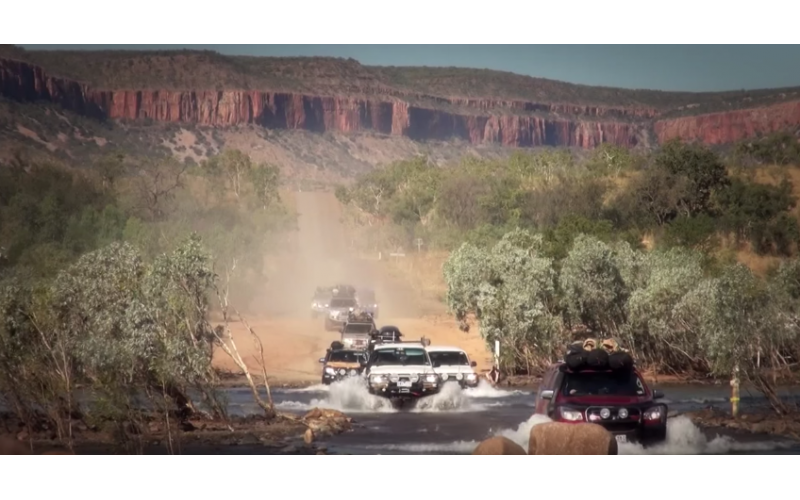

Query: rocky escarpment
[2,55,800,148]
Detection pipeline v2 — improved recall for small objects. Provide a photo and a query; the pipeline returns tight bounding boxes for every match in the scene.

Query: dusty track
[212,190,491,383]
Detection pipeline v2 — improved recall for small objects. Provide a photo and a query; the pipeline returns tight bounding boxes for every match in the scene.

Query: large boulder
[472,436,527,455]
[529,422,617,455]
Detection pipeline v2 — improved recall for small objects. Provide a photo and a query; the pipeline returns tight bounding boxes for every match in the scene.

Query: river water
[221,378,800,455]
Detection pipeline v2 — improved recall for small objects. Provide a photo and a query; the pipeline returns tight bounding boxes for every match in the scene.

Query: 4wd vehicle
[427,346,479,388]
[364,342,441,402]
[356,288,379,319]
[324,296,358,331]
[319,347,368,385]
[311,287,334,319]
[340,311,376,350]
[533,340,668,446]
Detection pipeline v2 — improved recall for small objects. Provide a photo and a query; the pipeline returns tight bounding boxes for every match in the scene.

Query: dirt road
[212,190,491,383]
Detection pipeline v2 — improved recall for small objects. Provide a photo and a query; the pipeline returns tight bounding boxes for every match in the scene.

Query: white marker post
[494,339,500,368]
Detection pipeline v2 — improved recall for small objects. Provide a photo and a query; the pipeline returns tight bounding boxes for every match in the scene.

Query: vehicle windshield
[328,351,365,363]
[371,348,430,366]
[429,351,470,366]
[562,371,645,397]
[330,298,357,308]
[343,323,373,334]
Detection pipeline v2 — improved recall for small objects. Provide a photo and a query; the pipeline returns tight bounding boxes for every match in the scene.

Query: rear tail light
[643,405,666,423]
[557,407,584,422]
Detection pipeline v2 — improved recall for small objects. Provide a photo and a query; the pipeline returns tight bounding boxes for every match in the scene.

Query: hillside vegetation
[337,133,800,408]
[0,148,294,450]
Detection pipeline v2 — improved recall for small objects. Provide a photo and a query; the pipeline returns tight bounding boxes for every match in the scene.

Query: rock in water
[304,428,315,444]
[472,436,527,455]
[529,422,617,455]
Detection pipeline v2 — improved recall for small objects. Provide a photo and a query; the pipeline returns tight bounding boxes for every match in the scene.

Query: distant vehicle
[364,342,441,402]
[311,287,334,319]
[340,310,376,350]
[426,346,479,388]
[319,347,368,385]
[532,340,668,446]
[324,296,358,331]
[356,288,379,319]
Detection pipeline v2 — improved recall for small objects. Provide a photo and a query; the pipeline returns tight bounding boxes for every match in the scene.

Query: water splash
[620,416,796,455]
[275,377,395,413]
[411,382,487,412]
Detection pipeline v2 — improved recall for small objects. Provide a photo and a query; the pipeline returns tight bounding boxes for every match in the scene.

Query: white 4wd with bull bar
[365,342,441,399]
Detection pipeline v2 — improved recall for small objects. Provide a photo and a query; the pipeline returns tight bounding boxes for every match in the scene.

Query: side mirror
[470,361,477,368]
[653,389,665,399]
[318,357,326,364]
[539,390,554,400]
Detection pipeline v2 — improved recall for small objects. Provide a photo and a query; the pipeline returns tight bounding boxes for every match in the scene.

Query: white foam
[359,414,797,455]
[411,382,488,412]
[462,380,530,398]
[619,416,797,455]
[276,377,396,413]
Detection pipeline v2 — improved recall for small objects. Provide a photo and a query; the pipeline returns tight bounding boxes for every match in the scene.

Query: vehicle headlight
[440,373,448,381]
[338,368,346,376]
[455,373,463,381]
[410,374,419,383]
[558,407,584,422]
[618,408,629,419]
[600,408,611,419]
[643,405,665,422]
[370,374,385,385]
[389,375,399,383]
[348,369,357,376]
[466,373,477,381]
[325,367,335,375]
[425,374,438,383]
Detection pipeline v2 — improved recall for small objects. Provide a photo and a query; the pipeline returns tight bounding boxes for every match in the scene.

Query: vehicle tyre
[586,348,610,369]
[565,351,587,370]
[608,351,634,371]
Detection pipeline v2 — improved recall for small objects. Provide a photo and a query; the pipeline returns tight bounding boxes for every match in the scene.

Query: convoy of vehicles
[532,339,668,446]
[427,346,479,388]
[311,285,670,443]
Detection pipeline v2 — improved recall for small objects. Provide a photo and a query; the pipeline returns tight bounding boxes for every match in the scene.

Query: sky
[18,45,800,93]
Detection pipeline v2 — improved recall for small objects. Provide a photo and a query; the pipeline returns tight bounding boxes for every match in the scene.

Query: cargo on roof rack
[562,337,633,373]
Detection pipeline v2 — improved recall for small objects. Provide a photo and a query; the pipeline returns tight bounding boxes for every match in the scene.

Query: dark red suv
[533,362,668,446]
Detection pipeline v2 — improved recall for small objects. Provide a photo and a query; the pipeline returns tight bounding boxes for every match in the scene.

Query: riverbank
[0,406,352,455]
[687,407,800,442]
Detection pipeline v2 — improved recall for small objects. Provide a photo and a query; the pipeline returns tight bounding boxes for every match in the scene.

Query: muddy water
[223,379,800,455]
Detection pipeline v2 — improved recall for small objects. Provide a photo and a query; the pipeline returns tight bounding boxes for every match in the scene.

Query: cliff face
[654,100,800,145]
[2,56,800,148]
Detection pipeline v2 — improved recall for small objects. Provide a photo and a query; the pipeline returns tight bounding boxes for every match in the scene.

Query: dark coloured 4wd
[533,341,668,447]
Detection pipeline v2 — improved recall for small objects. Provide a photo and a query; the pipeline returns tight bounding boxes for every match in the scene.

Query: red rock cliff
[654,100,800,145]
[0,58,645,148]
[3,56,800,148]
